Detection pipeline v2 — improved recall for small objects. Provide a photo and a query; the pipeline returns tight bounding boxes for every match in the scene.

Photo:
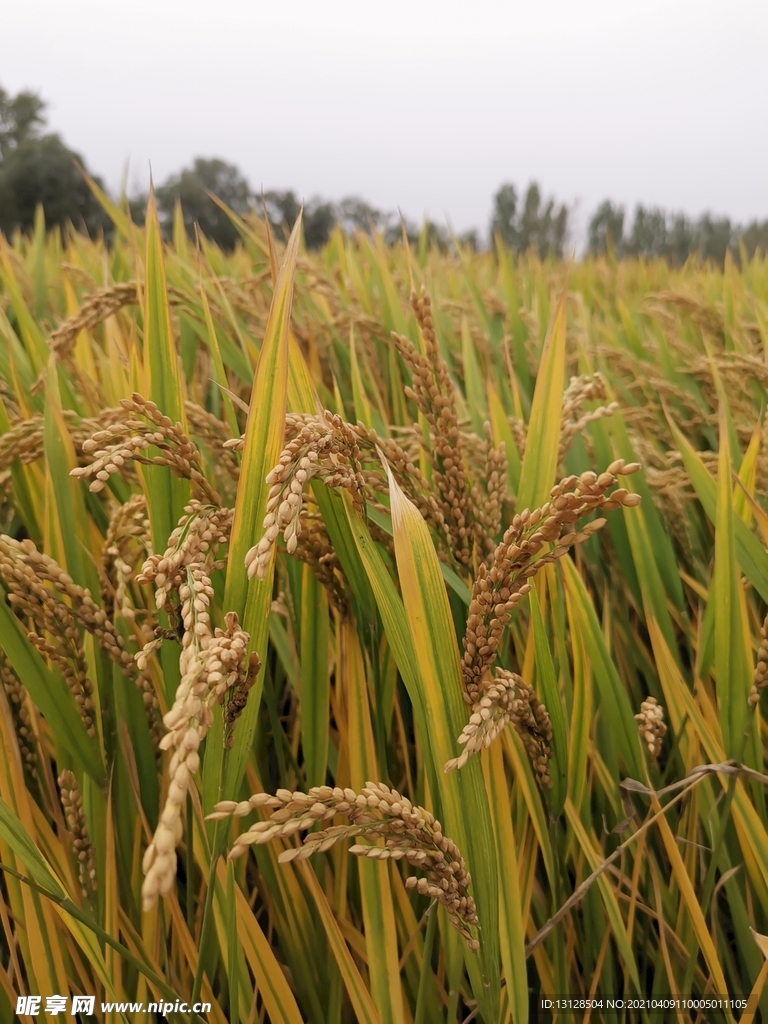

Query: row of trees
[2,83,767,263]
[137,168,395,252]
[490,182,569,259]
[587,200,768,265]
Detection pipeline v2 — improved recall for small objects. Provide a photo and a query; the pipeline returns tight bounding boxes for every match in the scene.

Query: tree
[517,183,541,253]
[0,86,46,157]
[694,215,734,265]
[263,189,300,229]
[490,183,519,251]
[128,194,148,226]
[263,189,302,240]
[155,158,252,249]
[625,206,669,259]
[337,196,388,237]
[587,201,744,266]
[667,214,694,266]
[419,219,450,253]
[385,214,418,247]
[263,190,343,250]
[0,84,107,237]
[518,183,568,258]
[491,182,568,258]
[549,204,569,259]
[588,201,625,256]
[739,219,768,260]
[457,229,480,252]
[304,200,337,249]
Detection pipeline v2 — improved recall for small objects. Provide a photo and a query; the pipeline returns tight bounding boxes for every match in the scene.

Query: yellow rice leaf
[0,700,65,995]
[647,615,768,907]
[563,582,592,814]
[166,893,227,1023]
[733,424,760,524]
[501,730,556,886]
[350,322,375,428]
[667,411,768,603]
[564,800,641,990]
[299,861,381,1024]
[0,961,16,1010]
[733,475,768,548]
[44,367,95,592]
[62,274,99,387]
[488,382,521,495]
[104,785,124,1005]
[83,170,133,238]
[745,959,768,1021]
[386,462,500,1017]
[751,927,768,960]
[142,190,189,555]
[340,619,403,1024]
[561,558,644,779]
[461,316,487,435]
[208,213,301,805]
[199,282,239,439]
[529,588,567,814]
[484,743,528,1024]
[301,566,331,789]
[647,791,731,1014]
[713,404,750,756]
[0,239,49,373]
[516,288,567,512]
[0,715,117,1003]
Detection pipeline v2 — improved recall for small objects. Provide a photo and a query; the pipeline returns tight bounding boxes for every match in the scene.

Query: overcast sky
[2,0,766,241]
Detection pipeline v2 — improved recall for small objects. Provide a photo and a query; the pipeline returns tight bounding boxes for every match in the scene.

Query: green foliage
[155,157,253,249]
[0,86,46,158]
[588,200,625,257]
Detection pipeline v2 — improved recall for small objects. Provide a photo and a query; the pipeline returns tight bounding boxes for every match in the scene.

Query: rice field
[0,191,767,1023]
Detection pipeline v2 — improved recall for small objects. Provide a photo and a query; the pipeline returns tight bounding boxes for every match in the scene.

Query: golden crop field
[0,191,767,1024]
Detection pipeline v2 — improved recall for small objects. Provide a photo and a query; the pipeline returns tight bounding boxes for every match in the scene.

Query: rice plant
[0,191,767,1023]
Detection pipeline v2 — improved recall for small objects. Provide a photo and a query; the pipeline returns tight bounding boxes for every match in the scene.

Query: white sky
[2,0,766,241]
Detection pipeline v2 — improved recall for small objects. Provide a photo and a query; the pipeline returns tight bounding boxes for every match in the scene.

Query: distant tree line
[0,86,108,236]
[1,81,767,265]
[587,200,768,264]
[136,162,476,252]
